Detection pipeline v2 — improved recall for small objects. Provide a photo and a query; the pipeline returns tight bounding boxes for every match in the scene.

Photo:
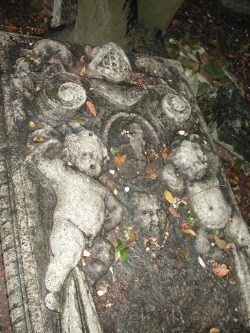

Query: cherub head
[63,129,109,177]
[131,192,166,238]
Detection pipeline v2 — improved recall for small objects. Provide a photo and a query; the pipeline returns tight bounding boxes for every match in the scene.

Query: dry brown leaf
[33,136,44,142]
[5,25,19,32]
[164,190,176,204]
[162,147,168,160]
[180,249,188,259]
[115,250,121,262]
[35,27,45,35]
[183,229,197,237]
[86,100,97,117]
[113,235,118,248]
[127,230,137,244]
[29,121,36,129]
[169,206,180,218]
[210,328,220,333]
[114,154,127,166]
[69,119,85,125]
[214,235,231,251]
[212,267,230,278]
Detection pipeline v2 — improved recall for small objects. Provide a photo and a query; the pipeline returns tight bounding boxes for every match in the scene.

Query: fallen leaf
[120,249,129,263]
[164,190,176,204]
[203,61,225,80]
[183,229,197,237]
[180,249,188,259]
[86,100,97,117]
[33,136,44,142]
[113,235,118,247]
[169,206,180,218]
[127,230,137,244]
[5,25,19,32]
[180,221,190,229]
[81,66,86,75]
[68,119,85,125]
[29,121,40,133]
[187,217,195,226]
[110,147,120,156]
[162,147,168,159]
[234,193,242,202]
[115,249,121,262]
[184,69,199,96]
[114,154,127,166]
[198,256,206,268]
[35,27,45,35]
[29,121,36,129]
[210,39,218,46]
[212,267,230,278]
[171,19,182,26]
[115,239,128,263]
[214,235,231,251]
[210,328,220,333]
[200,52,209,64]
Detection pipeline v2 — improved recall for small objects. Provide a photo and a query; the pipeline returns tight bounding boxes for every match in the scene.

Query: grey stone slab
[0,32,250,333]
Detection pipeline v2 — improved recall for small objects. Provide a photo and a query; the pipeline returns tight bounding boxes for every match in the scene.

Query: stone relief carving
[130,192,166,239]
[88,42,132,83]
[1,34,250,333]
[28,129,123,317]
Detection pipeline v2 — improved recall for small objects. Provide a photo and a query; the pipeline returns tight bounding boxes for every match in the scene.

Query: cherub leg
[45,218,85,311]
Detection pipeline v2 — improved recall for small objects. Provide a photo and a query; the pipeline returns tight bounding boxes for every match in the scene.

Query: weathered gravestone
[0,32,250,332]
[50,0,184,50]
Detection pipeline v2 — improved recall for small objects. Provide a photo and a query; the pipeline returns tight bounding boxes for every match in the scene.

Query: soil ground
[0,1,249,332]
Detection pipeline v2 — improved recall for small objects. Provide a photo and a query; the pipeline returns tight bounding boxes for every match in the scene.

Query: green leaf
[203,61,226,80]
[168,44,180,59]
[120,249,129,263]
[180,57,199,73]
[115,239,128,263]
[110,147,120,156]
[233,159,244,169]
[185,70,199,96]
[116,239,125,252]
[187,217,195,226]
[198,82,212,96]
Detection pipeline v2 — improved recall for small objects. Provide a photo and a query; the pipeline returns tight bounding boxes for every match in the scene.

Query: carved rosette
[162,91,191,124]
[40,72,87,120]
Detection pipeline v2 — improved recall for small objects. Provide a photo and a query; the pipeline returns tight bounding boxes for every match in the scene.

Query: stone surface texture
[220,0,250,16]
[0,33,250,333]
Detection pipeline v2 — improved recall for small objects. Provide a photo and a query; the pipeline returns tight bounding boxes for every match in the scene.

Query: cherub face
[63,130,109,177]
[131,193,166,237]
[75,144,109,177]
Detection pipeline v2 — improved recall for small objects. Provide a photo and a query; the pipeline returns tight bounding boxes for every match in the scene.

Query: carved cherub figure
[30,129,123,312]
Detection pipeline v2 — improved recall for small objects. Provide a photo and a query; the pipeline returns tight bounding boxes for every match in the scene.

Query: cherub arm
[103,190,123,232]
[25,139,65,182]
